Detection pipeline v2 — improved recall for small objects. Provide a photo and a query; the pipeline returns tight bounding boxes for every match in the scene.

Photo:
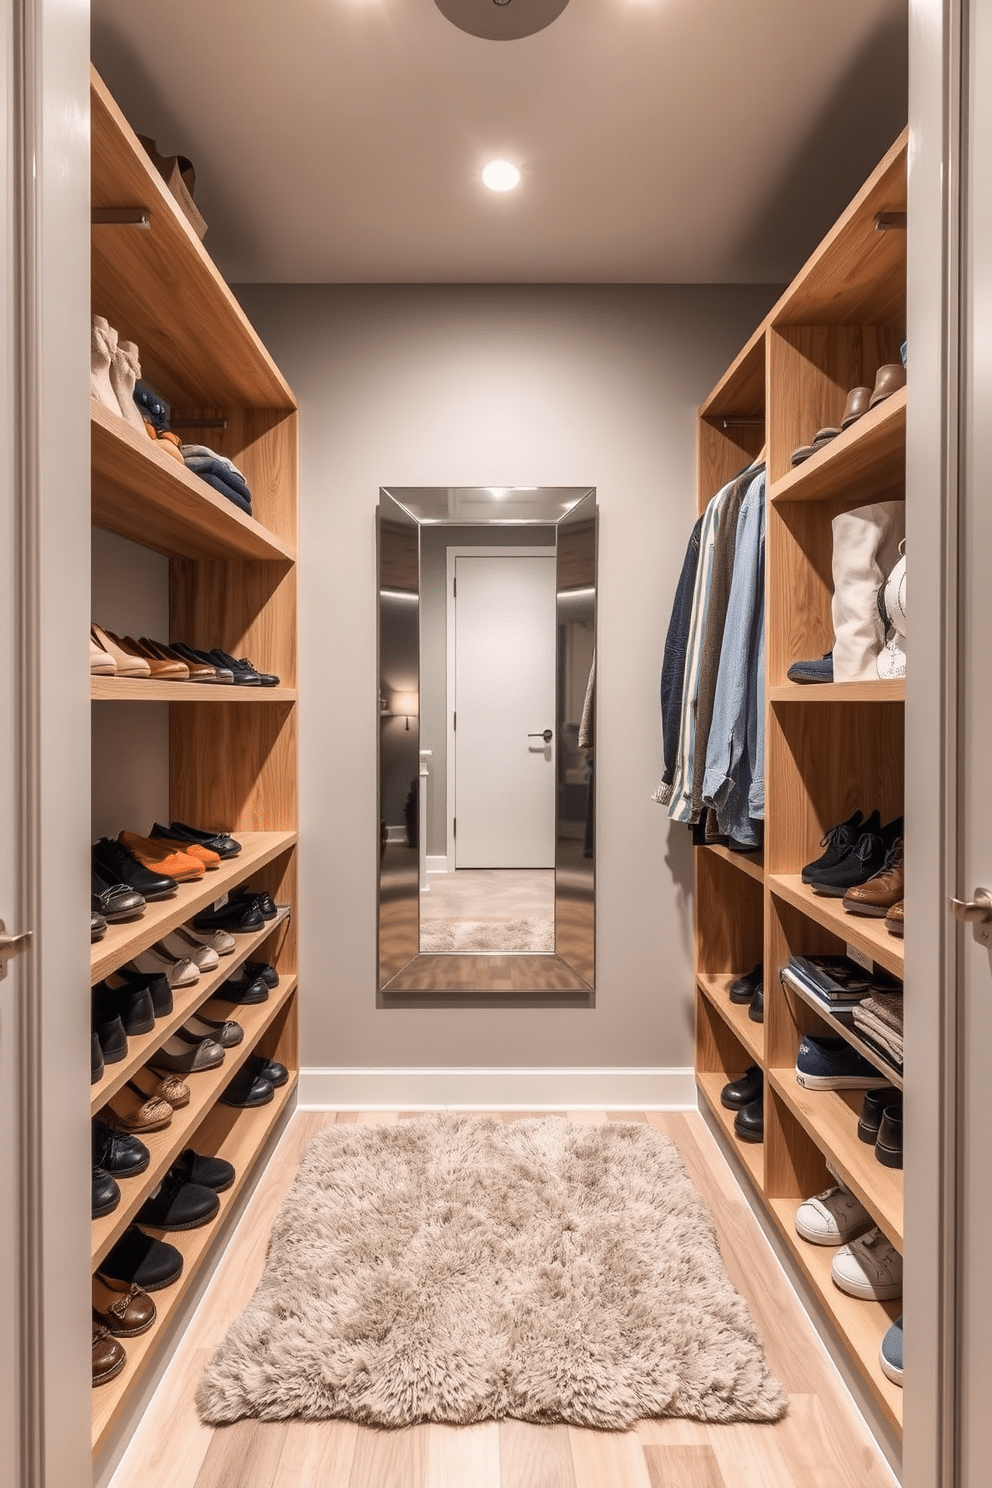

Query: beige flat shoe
[90,635,116,675]
[91,623,150,678]
[106,1090,173,1134]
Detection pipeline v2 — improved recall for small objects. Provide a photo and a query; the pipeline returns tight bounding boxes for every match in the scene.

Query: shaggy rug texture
[419,916,555,953]
[197,1116,786,1430]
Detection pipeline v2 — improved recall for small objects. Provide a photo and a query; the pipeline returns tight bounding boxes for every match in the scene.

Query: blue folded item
[194,469,252,515]
[133,381,171,432]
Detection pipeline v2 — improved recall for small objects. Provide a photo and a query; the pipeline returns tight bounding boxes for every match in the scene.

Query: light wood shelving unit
[90,65,299,1458]
[692,129,907,1436]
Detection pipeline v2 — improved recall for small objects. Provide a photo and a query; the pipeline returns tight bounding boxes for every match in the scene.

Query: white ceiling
[92,0,907,286]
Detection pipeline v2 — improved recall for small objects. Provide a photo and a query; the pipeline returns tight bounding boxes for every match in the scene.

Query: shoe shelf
[780,970,903,1093]
[696,1073,764,1189]
[90,1072,297,1455]
[699,842,765,884]
[770,130,907,328]
[91,400,296,564]
[768,1070,903,1251]
[92,975,298,1269]
[768,876,904,980]
[768,680,905,703]
[765,1196,903,1433]
[90,67,293,412]
[769,387,906,508]
[91,831,297,985]
[91,677,297,703]
[696,974,764,1066]
[91,906,292,1114]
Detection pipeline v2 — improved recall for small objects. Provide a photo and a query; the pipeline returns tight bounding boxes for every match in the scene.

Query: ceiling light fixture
[482,160,521,193]
[434,0,570,42]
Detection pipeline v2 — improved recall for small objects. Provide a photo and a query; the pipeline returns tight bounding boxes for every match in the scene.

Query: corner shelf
[768,875,904,979]
[92,975,298,1268]
[700,842,765,884]
[697,974,764,1065]
[696,1073,764,1189]
[91,831,297,985]
[769,1070,903,1251]
[91,399,296,563]
[769,388,905,507]
[91,1074,296,1455]
[90,67,293,411]
[91,907,292,1113]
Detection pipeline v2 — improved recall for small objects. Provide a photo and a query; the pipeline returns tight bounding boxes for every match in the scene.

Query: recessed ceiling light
[482,160,521,193]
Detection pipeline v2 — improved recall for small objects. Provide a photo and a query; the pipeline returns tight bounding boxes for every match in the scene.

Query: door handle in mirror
[528,730,553,743]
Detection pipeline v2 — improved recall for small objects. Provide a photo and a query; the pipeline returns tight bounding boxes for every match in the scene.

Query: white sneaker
[159,928,219,972]
[130,946,199,988]
[831,1226,903,1300]
[795,1184,873,1245]
[182,923,236,955]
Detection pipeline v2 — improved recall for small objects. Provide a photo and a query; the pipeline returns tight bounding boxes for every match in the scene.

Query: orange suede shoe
[117,831,204,882]
[148,836,221,871]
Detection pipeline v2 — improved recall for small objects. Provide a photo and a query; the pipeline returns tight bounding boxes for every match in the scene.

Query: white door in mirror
[454,554,557,868]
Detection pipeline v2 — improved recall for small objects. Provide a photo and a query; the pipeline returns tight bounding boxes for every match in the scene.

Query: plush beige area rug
[197,1116,786,1430]
[419,915,555,953]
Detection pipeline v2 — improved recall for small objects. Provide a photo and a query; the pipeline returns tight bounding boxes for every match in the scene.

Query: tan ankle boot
[109,338,148,434]
[91,315,119,414]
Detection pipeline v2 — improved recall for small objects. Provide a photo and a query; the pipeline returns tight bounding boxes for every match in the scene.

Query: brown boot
[843,838,904,917]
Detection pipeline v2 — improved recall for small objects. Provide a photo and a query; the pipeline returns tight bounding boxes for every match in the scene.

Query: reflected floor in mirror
[421,869,554,953]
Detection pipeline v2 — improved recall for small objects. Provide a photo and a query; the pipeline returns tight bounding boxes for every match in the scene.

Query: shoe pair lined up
[90,623,278,686]
[92,823,242,912]
[802,808,905,935]
[789,360,907,467]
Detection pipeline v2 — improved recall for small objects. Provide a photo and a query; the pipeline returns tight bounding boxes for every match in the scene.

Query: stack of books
[780,955,874,1012]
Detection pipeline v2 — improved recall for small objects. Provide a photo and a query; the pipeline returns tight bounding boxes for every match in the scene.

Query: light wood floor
[108,1111,898,1488]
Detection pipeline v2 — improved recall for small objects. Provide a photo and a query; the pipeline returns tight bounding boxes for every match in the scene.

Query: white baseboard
[385,825,406,843]
[297,1067,696,1110]
[425,856,450,876]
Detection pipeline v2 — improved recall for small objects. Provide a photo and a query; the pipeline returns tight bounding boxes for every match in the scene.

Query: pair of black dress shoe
[803,810,904,898]
[92,1118,150,1218]
[728,964,764,1024]
[221,1052,289,1108]
[170,642,279,688]
[91,970,174,1081]
[150,819,242,860]
[94,1145,235,1235]
[858,1087,903,1169]
[721,1065,764,1142]
[192,885,280,939]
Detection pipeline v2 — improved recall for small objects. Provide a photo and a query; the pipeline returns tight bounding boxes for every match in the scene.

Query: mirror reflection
[377,487,597,993]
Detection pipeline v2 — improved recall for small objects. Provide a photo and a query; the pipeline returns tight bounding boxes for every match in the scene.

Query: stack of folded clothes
[852,990,904,1069]
[181,444,253,515]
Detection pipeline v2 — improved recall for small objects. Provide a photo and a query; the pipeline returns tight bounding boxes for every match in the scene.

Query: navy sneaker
[787,652,834,684]
[809,815,904,898]
[802,809,871,884]
[796,1035,885,1090]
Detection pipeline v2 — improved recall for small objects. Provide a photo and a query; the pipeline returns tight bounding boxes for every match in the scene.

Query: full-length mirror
[377,487,597,993]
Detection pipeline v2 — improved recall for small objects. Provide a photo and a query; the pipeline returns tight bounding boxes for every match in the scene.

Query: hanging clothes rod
[91,208,150,228]
[170,418,229,430]
[721,417,764,428]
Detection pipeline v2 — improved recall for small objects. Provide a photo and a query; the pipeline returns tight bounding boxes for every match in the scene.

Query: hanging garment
[578,652,595,750]
[653,515,703,805]
[689,466,761,823]
[701,471,766,848]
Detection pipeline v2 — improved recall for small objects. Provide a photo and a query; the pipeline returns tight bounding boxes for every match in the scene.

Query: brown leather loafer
[843,838,905,917]
[93,1282,157,1338]
[139,637,217,682]
[120,636,189,681]
[868,363,907,409]
[92,1323,127,1386]
[840,385,873,428]
[885,900,905,937]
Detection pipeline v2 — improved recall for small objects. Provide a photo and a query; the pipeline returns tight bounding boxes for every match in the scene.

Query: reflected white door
[452,553,557,868]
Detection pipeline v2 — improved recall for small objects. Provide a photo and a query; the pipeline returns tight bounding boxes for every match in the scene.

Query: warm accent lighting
[482,160,521,192]
[391,691,419,730]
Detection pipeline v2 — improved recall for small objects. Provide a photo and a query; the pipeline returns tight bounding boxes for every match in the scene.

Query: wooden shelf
[91,831,297,984]
[766,1197,903,1432]
[697,975,764,1065]
[90,67,294,412]
[91,675,296,703]
[769,388,905,506]
[91,1072,297,1454]
[780,968,903,1091]
[699,842,765,883]
[696,1072,764,1189]
[92,977,297,1267]
[769,1070,903,1251]
[771,131,908,327]
[770,680,905,703]
[768,875,904,979]
[91,908,292,1113]
[91,399,295,563]
[699,326,766,421]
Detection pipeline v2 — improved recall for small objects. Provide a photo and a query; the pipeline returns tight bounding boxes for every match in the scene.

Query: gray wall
[419,522,556,857]
[235,284,777,1070]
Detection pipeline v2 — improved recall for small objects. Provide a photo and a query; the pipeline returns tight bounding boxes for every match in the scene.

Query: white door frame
[444,546,556,873]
